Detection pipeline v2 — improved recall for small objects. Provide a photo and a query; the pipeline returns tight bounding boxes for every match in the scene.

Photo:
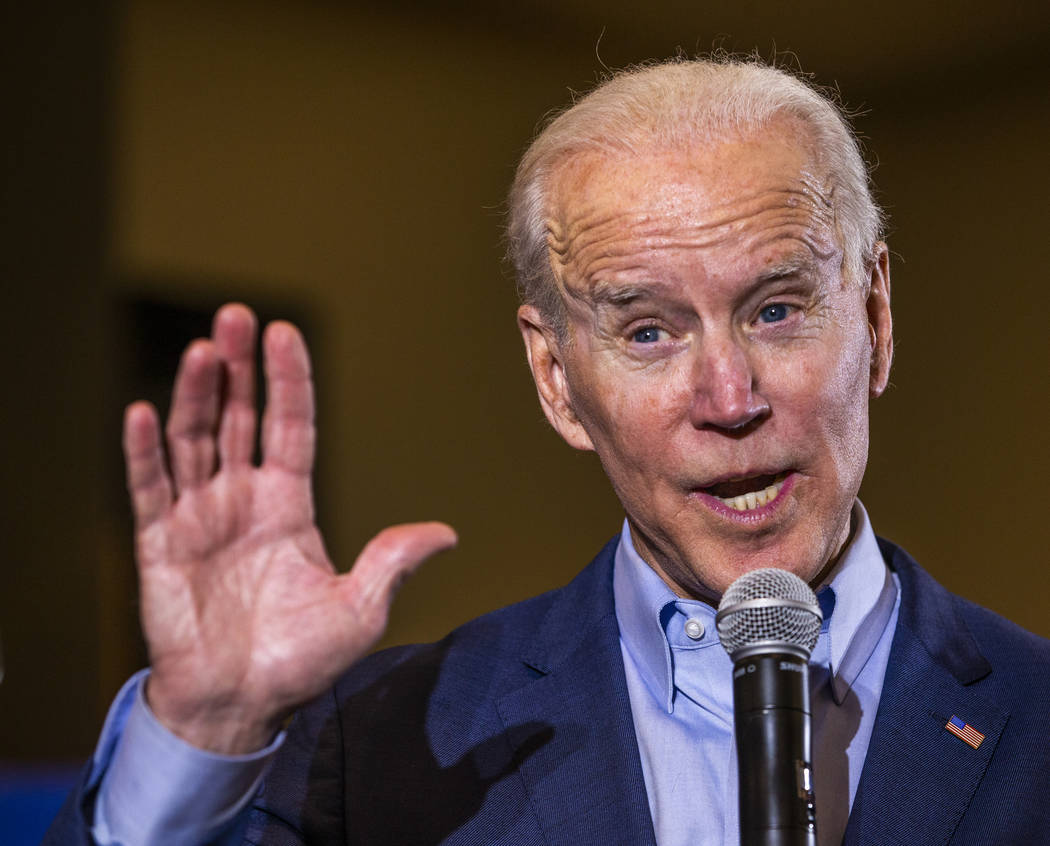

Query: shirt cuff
[91,670,284,845]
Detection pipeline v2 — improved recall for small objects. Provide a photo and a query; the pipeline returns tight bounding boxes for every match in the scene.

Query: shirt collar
[612,522,691,713]
[613,500,896,713]
[814,500,898,703]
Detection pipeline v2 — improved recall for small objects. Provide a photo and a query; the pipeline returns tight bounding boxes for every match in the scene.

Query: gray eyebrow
[588,280,675,307]
[585,254,823,310]
[754,256,818,283]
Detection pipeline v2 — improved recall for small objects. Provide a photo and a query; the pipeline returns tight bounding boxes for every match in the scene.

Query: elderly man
[48,58,1050,845]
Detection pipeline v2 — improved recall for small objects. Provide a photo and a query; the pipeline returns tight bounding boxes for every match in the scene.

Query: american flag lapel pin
[945,715,985,749]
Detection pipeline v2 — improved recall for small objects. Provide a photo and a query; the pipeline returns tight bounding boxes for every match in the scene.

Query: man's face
[519,121,893,598]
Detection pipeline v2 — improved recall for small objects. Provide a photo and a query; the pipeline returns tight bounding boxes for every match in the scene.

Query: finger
[260,321,315,476]
[212,304,259,467]
[339,523,458,635]
[123,401,173,528]
[165,339,222,493]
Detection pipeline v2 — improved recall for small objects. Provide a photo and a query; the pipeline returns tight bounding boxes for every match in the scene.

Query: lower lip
[692,472,797,523]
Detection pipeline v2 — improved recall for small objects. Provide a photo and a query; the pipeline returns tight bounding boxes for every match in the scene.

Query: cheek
[824,324,873,414]
[569,359,688,470]
[810,332,873,474]
[761,325,871,451]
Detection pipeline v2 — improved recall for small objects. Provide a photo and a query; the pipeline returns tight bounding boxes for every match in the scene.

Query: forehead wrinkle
[549,183,835,279]
[570,233,837,320]
[747,214,840,259]
[576,227,835,296]
[546,207,650,260]
[559,210,836,293]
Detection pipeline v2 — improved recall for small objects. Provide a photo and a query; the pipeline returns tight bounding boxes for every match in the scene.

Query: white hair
[506,57,885,332]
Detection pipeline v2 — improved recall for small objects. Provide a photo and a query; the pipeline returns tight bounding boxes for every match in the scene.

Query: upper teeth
[717,478,785,511]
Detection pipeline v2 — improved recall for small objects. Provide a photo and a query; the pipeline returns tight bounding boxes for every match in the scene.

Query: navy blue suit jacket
[49,538,1050,844]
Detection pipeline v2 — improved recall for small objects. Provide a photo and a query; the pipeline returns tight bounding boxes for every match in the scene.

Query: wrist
[144,676,283,755]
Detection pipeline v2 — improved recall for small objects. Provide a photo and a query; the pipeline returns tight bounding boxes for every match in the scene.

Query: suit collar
[878,537,991,685]
[498,537,658,846]
[518,535,622,675]
[844,539,1005,845]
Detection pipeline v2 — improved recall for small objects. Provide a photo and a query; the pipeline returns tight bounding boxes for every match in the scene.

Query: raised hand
[122,304,456,753]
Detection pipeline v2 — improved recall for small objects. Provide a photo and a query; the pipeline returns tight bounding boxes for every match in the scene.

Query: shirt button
[684,618,705,640]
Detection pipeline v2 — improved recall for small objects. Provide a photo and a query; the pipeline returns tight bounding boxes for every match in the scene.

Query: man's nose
[687,335,770,432]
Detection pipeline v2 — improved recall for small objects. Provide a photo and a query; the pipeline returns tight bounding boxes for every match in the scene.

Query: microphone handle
[733,651,818,846]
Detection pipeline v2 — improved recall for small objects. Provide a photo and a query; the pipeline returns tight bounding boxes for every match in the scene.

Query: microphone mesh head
[716,568,822,659]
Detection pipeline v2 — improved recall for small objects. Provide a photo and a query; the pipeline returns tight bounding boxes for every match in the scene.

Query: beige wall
[860,85,1050,626]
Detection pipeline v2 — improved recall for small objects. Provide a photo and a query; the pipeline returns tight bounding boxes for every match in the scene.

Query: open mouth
[701,472,789,512]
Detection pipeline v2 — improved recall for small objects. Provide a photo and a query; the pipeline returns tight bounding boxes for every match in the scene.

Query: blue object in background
[0,764,81,845]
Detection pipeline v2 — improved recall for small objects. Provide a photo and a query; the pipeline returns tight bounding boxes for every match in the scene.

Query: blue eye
[632,327,662,343]
[759,303,790,323]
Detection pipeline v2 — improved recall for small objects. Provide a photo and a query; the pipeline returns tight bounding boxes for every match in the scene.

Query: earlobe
[517,305,595,451]
[866,244,893,398]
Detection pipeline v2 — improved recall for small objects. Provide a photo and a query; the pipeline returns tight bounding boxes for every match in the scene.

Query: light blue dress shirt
[614,500,900,846]
[91,500,899,845]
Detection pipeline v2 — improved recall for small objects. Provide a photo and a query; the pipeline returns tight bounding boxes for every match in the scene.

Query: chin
[684,525,841,595]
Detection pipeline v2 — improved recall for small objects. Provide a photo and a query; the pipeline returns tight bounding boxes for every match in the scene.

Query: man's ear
[517,304,595,451]
[866,243,893,398]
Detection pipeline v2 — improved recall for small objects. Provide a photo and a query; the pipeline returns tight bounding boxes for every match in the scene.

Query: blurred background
[3,0,1048,837]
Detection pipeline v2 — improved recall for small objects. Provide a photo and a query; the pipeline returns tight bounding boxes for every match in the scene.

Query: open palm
[124,304,456,753]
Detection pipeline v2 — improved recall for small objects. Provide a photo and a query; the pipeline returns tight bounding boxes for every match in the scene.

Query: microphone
[716,569,823,846]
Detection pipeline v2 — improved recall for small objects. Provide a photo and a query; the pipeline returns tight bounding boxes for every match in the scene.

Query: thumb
[339,522,458,635]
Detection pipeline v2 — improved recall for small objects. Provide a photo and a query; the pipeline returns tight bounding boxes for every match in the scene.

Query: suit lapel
[843,541,1008,846]
[496,540,657,846]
